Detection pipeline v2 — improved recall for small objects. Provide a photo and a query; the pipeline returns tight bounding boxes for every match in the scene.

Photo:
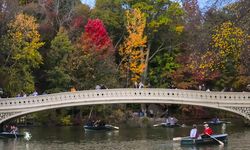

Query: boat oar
[153,123,166,127]
[110,125,119,130]
[173,137,183,141]
[173,136,189,141]
[207,134,224,146]
[14,132,17,139]
[153,123,162,127]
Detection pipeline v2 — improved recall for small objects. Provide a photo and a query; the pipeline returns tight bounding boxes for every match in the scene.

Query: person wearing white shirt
[139,82,144,89]
[190,124,198,139]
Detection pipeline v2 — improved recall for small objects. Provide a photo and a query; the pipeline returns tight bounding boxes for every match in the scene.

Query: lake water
[1,120,250,150]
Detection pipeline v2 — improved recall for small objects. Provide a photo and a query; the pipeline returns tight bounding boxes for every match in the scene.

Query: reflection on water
[221,123,226,134]
[1,122,250,150]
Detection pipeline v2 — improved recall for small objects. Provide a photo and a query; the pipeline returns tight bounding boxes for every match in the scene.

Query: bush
[60,115,72,126]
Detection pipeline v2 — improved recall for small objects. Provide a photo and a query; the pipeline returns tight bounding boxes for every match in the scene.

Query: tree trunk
[143,42,151,84]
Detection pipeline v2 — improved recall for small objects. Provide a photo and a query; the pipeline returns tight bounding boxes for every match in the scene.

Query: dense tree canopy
[0,0,249,97]
[0,0,249,127]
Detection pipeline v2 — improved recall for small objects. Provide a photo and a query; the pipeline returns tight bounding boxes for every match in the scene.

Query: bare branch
[149,42,165,61]
[149,42,183,61]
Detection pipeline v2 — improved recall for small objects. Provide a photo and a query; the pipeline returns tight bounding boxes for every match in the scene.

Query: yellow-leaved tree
[119,8,147,86]
[7,13,44,68]
[210,21,248,89]
[3,13,44,96]
[211,21,246,70]
[188,21,247,86]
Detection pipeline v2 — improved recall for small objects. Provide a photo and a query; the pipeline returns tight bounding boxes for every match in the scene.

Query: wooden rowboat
[0,132,25,138]
[180,134,228,145]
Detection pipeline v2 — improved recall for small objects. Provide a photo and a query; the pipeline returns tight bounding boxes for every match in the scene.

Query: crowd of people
[134,81,145,89]
[16,90,39,98]
[95,84,108,90]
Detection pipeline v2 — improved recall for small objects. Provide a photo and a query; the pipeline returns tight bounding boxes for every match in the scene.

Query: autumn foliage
[80,19,113,58]
[188,51,220,82]
[211,21,246,69]
[7,13,44,68]
[119,9,147,83]
[187,21,247,83]
[71,16,85,29]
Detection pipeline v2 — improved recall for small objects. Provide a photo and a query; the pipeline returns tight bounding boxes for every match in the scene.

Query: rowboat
[206,121,230,125]
[180,134,228,145]
[153,123,181,128]
[0,132,24,138]
[83,124,119,131]
[0,131,31,140]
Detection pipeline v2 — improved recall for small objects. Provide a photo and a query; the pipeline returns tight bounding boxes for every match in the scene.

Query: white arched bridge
[0,88,249,124]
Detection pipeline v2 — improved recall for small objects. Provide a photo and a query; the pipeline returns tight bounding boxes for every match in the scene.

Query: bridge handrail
[0,88,249,110]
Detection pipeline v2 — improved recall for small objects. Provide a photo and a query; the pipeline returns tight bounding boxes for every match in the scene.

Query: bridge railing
[0,88,249,110]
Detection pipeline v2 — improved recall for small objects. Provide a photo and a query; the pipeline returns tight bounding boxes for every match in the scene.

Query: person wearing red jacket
[201,123,213,138]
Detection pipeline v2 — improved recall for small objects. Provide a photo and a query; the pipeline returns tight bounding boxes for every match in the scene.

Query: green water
[0,121,249,150]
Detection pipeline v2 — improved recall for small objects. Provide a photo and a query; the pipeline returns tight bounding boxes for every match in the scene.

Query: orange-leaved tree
[119,8,147,86]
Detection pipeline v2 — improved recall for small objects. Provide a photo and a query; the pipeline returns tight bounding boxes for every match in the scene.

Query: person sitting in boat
[212,117,220,123]
[201,123,213,138]
[165,117,171,125]
[86,120,95,126]
[10,125,18,134]
[94,120,106,127]
[100,120,106,126]
[3,125,10,132]
[94,120,101,127]
[169,117,178,126]
[190,124,199,139]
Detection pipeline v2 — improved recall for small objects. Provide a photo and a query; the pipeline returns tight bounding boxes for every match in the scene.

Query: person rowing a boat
[86,120,95,126]
[93,119,106,127]
[94,120,101,127]
[200,123,213,138]
[10,125,18,134]
[190,124,199,139]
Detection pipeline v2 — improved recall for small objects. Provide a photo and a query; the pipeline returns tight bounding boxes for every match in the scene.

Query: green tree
[91,0,125,47]
[0,13,44,96]
[128,0,184,84]
[45,27,75,93]
[149,52,180,88]
[68,48,119,90]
